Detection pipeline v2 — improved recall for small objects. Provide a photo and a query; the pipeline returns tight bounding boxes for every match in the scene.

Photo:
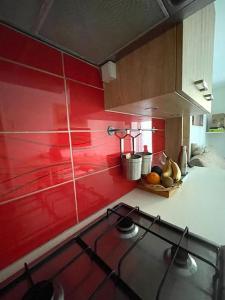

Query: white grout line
[0,22,99,69]
[61,52,79,224]
[0,130,69,134]
[0,57,103,91]
[0,180,74,206]
[66,77,104,91]
[75,164,120,180]
[0,129,164,135]
[61,50,100,69]
[0,152,163,207]
[0,129,106,134]
[0,164,122,207]
[0,56,63,79]
[69,129,105,132]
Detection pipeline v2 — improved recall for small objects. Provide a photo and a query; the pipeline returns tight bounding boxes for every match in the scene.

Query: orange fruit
[146,172,161,185]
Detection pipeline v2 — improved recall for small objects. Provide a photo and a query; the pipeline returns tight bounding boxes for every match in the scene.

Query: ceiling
[212,0,225,88]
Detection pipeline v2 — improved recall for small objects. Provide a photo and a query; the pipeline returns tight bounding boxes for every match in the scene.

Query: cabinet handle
[194,79,208,92]
[204,94,214,101]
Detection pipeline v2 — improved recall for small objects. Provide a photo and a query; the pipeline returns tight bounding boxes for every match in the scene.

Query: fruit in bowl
[146,172,161,185]
[162,156,181,182]
[161,176,174,188]
[151,166,162,176]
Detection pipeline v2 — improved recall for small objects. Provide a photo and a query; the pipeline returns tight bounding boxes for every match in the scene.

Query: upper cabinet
[104,3,215,118]
[177,3,215,113]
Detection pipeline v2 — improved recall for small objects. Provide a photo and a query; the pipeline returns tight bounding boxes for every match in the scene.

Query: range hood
[0,0,213,66]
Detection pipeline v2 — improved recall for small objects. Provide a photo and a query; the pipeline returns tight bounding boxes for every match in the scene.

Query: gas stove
[1,203,225,300]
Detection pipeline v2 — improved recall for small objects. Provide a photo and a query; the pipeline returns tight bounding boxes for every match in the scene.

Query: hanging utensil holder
[107,126,157,180]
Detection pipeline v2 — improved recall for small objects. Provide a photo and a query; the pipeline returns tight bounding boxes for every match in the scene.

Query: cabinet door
[202,3,215,100]
[177,3,215,113]
[104,27,177,110]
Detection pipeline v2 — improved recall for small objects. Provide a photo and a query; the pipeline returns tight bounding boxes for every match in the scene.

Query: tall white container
[179,145,187,176]
[122,154,142,181]
[136,152,152,175]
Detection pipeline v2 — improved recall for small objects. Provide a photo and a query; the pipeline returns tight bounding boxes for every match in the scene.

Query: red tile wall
[0,24,165,270]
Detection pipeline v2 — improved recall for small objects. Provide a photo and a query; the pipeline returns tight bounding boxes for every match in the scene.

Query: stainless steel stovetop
[1,203,224,300]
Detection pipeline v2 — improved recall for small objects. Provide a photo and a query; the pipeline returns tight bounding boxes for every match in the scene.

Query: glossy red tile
[71,132,121,177]
[0,26,169,273]
[0,182,77,270]
[67,80,151,131]
[76,166,136,221]
[152,151,165,168]
[0,60,67,131]
[63,54,102,88]
[0,24,63,75]
[152,118,165,154]
[0,133,72,202]
[152,130,165,153]
[152,118,165,130]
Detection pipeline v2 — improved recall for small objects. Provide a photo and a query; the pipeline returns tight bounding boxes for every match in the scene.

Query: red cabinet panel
[0,24,63,75]
[76,166,136,221]
[0,60,67,131]
[63,54,102,88]
[0,133,72,202]
[0,182,77,270]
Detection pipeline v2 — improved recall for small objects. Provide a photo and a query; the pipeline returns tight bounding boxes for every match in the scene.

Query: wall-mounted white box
[101,61,116,83]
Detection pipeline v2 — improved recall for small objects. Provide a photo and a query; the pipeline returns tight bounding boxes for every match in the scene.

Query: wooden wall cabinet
[104,3,215,118]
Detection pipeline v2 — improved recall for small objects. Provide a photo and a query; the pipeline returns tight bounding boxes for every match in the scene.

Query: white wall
[211,86,225,113]
[190,115,207,146]
[212,0,225,87]
[189,86,225,156]
[205,85,225,158]
[190,0,225,157]
[205,0,225,158]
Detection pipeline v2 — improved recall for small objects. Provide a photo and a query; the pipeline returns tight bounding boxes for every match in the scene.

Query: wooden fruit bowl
[138,178,182,198]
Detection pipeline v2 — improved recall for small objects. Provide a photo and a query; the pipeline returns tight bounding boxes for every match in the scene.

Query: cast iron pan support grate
[117,215,161,277]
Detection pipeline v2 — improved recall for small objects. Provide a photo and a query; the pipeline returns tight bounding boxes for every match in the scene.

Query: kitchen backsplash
[0,24,165,270]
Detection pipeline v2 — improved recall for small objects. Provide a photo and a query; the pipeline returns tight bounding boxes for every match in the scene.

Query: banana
[162,157,172,178]
[170,159,181,182]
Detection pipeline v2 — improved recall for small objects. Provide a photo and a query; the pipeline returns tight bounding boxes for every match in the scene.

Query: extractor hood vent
[0,0,213,65]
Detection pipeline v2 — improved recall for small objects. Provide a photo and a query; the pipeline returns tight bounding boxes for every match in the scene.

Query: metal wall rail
[107,126,161,155]
[107,126,159,136]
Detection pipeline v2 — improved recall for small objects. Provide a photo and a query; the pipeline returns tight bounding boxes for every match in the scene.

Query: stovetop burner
[164,246,198,277]
[22,280,54,300]
[22,280,64,300]
[21,263,64,300]
[116,216,139,239]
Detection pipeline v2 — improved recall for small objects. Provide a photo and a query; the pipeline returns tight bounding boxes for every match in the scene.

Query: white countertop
[114,167,225,245]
